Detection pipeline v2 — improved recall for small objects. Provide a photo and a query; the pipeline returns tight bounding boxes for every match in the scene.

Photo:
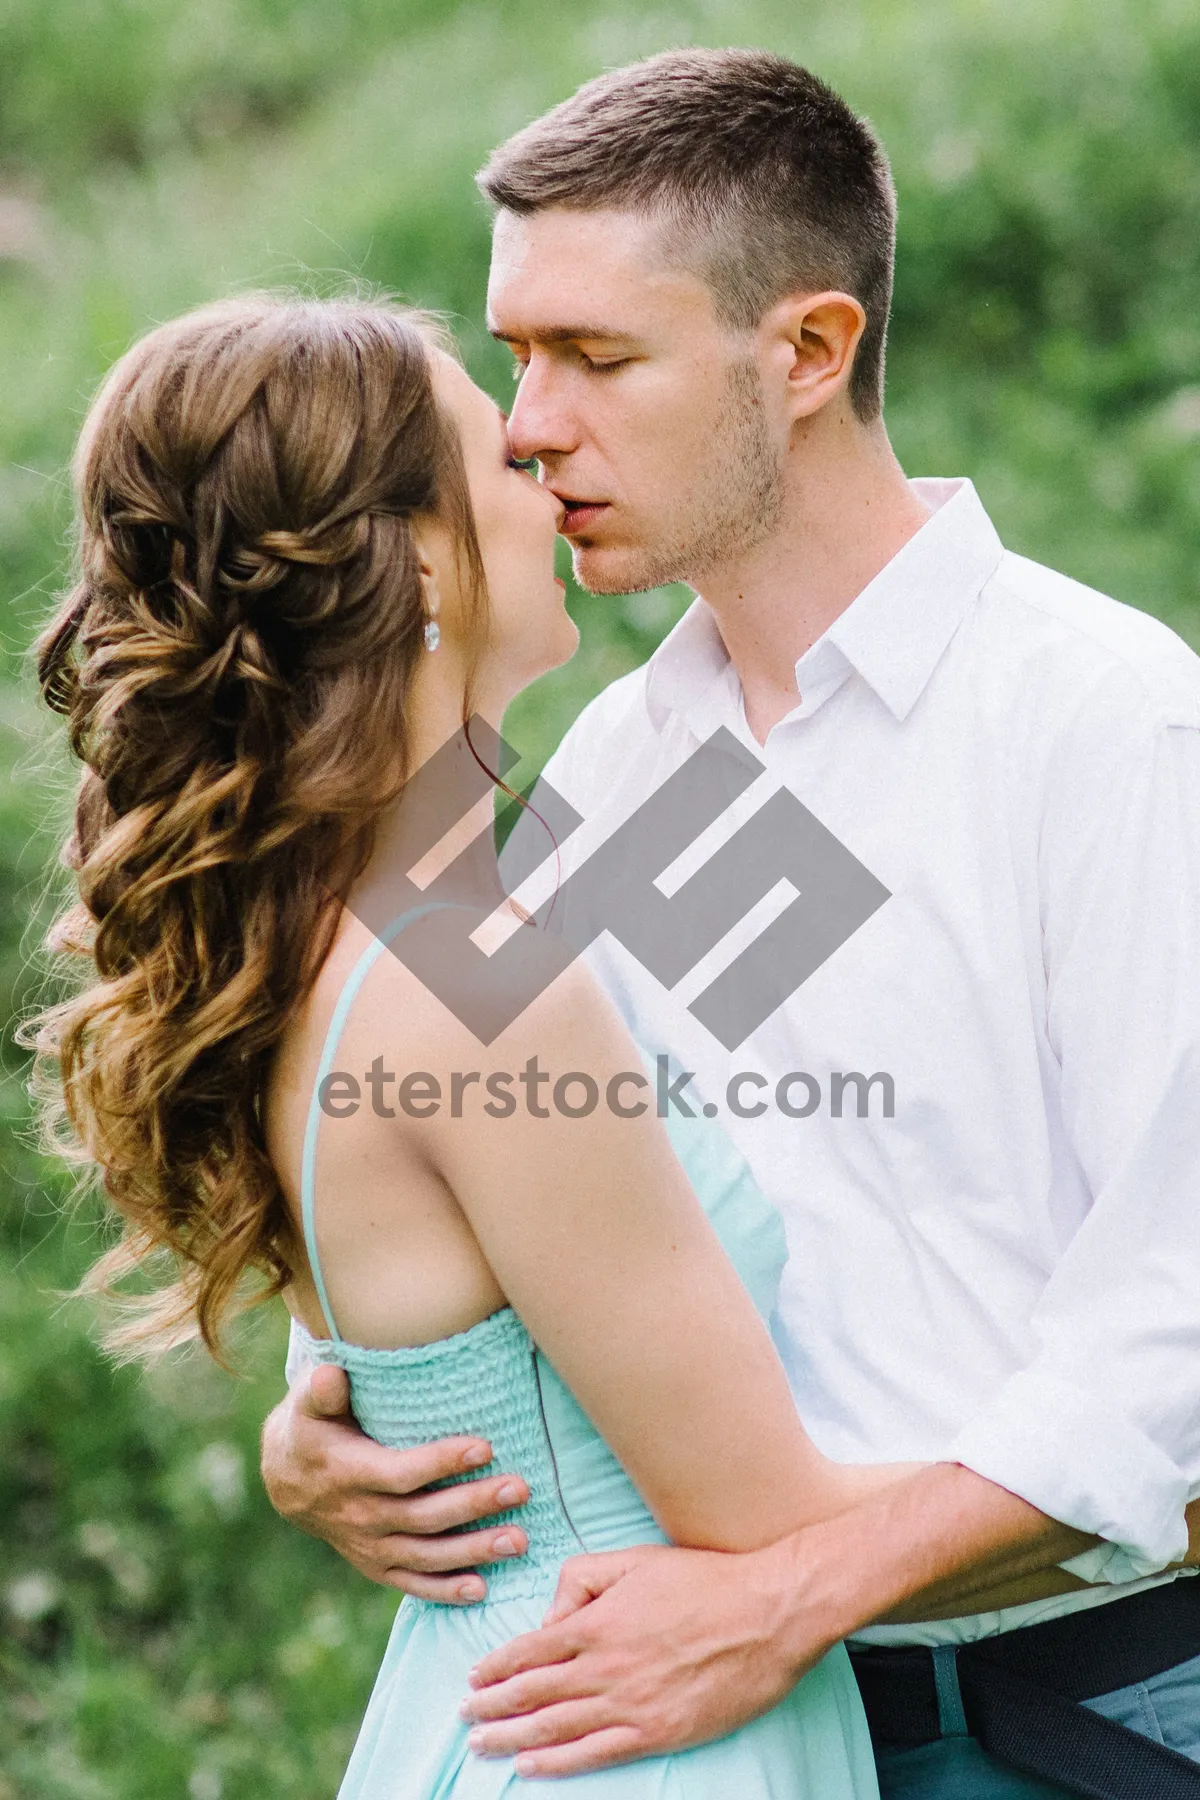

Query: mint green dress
[295,904,880,1798]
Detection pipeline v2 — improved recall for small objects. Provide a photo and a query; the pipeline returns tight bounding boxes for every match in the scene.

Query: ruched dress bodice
[293,904,878,1797]
[295,1082,789,1597]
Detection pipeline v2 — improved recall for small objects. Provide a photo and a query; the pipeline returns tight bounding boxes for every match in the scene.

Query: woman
[24,295,920,1796]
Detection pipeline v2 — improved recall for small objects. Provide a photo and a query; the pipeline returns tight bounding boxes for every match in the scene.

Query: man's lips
[555,497,610,537]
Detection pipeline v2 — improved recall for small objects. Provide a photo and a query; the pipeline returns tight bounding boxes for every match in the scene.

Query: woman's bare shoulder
[339,905,639,1088]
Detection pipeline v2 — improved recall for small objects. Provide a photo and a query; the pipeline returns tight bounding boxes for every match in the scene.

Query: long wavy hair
[18,294,490,1364]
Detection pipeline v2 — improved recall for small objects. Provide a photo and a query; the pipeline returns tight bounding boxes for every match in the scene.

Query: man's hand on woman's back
[259,1364,530,1602]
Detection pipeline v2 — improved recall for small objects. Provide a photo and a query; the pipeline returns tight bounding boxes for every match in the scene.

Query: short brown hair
[478,48,896,421]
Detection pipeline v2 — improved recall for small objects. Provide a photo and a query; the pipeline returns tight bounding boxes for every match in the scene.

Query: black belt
[848,1576,1200,1799]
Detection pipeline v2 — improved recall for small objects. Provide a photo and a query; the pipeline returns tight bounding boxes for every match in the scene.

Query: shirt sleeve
[947,679,1200,1576]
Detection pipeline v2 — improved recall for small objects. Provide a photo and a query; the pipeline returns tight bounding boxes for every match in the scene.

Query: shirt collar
[644,477,1006,732]
[825,477,1005,721]
[643,598,737,738]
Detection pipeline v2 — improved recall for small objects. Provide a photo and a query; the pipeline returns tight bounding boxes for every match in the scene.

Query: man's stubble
[573,357,786,598]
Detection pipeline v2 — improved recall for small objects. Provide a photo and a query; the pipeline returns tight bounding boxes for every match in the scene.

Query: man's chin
[570,543,683,597]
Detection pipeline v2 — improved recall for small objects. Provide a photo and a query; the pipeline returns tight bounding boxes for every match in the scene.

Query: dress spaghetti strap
[299,900,472,1343]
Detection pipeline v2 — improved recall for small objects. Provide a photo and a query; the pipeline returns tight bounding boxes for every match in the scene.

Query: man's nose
[506,359,577,463]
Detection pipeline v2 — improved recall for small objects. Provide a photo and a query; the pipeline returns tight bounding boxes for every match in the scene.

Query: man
[262,50,1200,1796]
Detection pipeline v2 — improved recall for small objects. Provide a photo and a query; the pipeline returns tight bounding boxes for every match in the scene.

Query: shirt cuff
[1055,1541,1165,1585]
[945,1367,1190,1575]
[283,1316,316,1389]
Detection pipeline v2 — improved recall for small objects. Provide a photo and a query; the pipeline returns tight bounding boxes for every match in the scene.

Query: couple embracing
[27,48,1200,1800]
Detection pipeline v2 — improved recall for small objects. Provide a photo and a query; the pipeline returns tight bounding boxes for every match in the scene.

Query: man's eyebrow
[488,324,638,345]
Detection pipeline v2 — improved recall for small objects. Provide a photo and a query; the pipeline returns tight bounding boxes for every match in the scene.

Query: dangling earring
[422,574,441,652]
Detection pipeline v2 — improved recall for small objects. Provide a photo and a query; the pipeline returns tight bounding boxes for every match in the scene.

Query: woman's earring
[423,576,441,652]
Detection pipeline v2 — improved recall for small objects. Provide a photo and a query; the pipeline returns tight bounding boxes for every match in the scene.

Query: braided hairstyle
[19,294,487,1363]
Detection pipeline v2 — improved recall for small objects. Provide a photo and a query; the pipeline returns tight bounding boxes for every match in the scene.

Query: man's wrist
[756,1522,870,1677]
[765,1469,958,1665]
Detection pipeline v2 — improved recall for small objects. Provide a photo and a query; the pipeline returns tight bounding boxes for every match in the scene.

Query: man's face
[487,207,784,595]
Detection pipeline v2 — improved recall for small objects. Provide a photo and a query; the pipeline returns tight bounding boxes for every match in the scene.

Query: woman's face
[427,351,578,692]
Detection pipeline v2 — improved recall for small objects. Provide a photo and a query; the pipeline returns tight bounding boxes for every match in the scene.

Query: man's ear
[767,290,867,421]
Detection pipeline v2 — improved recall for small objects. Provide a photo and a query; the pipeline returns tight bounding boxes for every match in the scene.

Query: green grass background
[1,1,1197,1794]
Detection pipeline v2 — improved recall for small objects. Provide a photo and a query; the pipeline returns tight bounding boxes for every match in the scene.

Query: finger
[306,1362,352,1418]
[346,1476,529,1541]
[311,1434,501,1500]
[371,1524,528,1577]
[394,1473,529,1536]
[541,1555,615,1625]
[542,1586,590,1626]
[384,1567,492,1605]
[467,1698,614,1761]
[462,1660,593,1724]
[468,1621,582,1689]
[376,1436,498,1493]
[513,1728,645,1779]
[350,1435,497,1493]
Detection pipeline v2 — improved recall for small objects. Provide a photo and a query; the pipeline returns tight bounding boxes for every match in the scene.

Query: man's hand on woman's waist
[261,1371,1200,1616]
[259,1364,530,1602]
[458,1465,1200,1777]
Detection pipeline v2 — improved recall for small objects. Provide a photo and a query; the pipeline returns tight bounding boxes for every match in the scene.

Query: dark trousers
[874,1647,1200,1797]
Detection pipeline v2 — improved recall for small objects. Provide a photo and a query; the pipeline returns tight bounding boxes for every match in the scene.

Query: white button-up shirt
[501,476,1200,1643]
[286,476,1200,1644]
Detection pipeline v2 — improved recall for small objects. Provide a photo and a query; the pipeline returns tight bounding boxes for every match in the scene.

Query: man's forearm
[775,1462,1097,1651]
[889,1558,1098,1622]
[896,1489,1200,1623]
[875,1468,1097,1622]
[460,1466,1199,1774]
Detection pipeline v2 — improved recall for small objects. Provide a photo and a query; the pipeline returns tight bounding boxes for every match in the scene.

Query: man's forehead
[486,207,710,339]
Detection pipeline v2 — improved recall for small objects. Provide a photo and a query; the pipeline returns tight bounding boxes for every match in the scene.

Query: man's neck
[695,422,931,745]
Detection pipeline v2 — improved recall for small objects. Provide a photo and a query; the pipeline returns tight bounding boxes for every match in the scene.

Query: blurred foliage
[0,0,1197,1794]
